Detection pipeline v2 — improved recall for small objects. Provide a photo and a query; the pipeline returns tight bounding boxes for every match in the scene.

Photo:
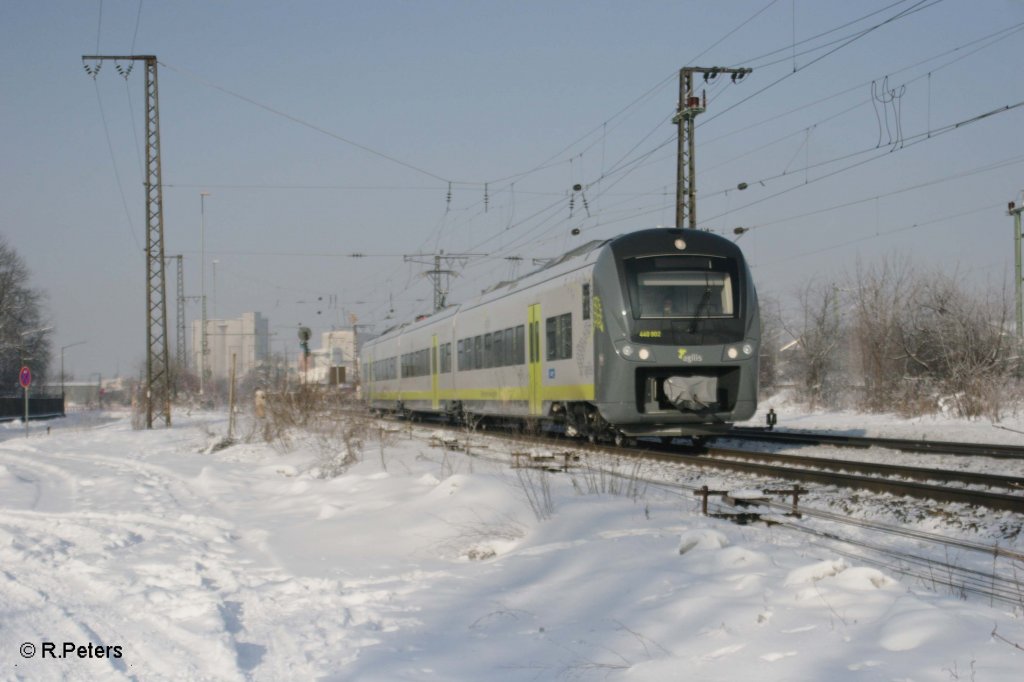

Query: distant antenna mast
[673,66,751,229]
[83,54,171,427]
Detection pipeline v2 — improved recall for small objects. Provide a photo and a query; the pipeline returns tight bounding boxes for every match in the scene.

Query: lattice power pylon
[403,252,486,312]
[175,255,186,371]
[83,54,171,427]
[166,254,187,395]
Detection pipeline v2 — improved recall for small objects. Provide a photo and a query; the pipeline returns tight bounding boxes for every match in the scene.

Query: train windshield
[625,256,739,320]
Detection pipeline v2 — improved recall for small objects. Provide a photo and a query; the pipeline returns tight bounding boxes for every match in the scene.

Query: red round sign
[19,366,31,389]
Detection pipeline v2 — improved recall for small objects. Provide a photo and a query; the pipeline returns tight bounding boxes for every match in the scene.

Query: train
[360,227,759,444]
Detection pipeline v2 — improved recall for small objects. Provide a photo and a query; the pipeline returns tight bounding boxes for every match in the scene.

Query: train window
[505,327,516,364]
[372,356,397,381]
[401,349,431,377]
[634,270,733,319]
[582,283,591,320]
[626,256,739,321]
[483,333,493,368]
[474,336,482,370]
[493,331,503,367]
[457,339,465,371]
[515,325,525,365]
[545,313,572,361]
[635,271,734,319]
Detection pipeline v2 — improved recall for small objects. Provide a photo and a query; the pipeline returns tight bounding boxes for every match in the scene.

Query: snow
[1,406,1023,681]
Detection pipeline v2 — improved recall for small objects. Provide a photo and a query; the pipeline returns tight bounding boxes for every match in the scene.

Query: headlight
[638,348,650,360]
[621,344,634,357]
[723,342,756,361]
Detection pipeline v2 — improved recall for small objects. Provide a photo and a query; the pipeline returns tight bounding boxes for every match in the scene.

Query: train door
[528,304,542,415]
[431,334,440,410]
[365,351,374,402]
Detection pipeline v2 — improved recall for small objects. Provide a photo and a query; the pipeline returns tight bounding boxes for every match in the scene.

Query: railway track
[384,413,1024,513]
[665,445,1024,514]
[725,426,1024,459]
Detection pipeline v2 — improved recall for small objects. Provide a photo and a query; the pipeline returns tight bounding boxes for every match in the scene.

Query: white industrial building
[302,328,359,385]
[191,312,270,380]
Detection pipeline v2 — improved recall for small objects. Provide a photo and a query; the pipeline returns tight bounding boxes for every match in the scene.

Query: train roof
[369,238,609,343]
[368,228,745,343]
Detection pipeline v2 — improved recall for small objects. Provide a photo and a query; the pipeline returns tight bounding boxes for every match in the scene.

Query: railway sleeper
[511,450,580,472]
[694,484,807,523]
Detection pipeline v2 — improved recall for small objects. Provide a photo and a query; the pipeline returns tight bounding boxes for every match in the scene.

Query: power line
[752,201,1005,270]
[130,0,143,54]
[746,153,1024,231]
[736,0,917,66]
[91,81,142,252]
[159,60,457,184]
[465,2,939,250]
[702,0,945,129]
[702,97,1024,225]
[702,20,1024,149]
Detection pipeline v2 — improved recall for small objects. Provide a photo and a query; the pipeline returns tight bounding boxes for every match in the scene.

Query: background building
[297,328,360,386]
[191,312,270,381]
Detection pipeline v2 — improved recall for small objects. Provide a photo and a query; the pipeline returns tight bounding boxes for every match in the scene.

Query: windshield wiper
[687,286,713,334]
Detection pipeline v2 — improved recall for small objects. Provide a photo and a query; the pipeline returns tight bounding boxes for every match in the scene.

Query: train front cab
[591,228,759,438]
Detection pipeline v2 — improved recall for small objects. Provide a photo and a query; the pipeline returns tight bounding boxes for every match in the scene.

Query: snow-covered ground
[1,404,1022,681]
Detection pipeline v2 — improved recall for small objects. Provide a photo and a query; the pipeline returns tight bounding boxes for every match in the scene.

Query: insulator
[581,192,590,217]
[569,195,575,217]
[446,182,452,212]
[484,183,489,212]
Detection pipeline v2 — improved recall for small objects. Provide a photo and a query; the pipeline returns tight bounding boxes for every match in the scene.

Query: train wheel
[614,433,636,447]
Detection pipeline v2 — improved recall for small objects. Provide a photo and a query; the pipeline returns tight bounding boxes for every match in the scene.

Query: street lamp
[212,258,220,319]
[200,191,210,396]
[60,340,87,407]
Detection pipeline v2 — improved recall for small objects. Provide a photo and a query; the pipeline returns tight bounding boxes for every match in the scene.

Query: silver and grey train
[361,228,759,442]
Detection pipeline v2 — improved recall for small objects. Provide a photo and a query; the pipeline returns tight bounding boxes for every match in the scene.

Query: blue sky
[3,1,1023,378]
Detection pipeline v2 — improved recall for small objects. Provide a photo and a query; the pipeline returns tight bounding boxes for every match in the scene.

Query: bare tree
[845,257,1018,418]
[757,293,783,396]
[786,279,844,409]
[849,257,917,412]
[0,236,51,392]
[898,272,1014,418]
